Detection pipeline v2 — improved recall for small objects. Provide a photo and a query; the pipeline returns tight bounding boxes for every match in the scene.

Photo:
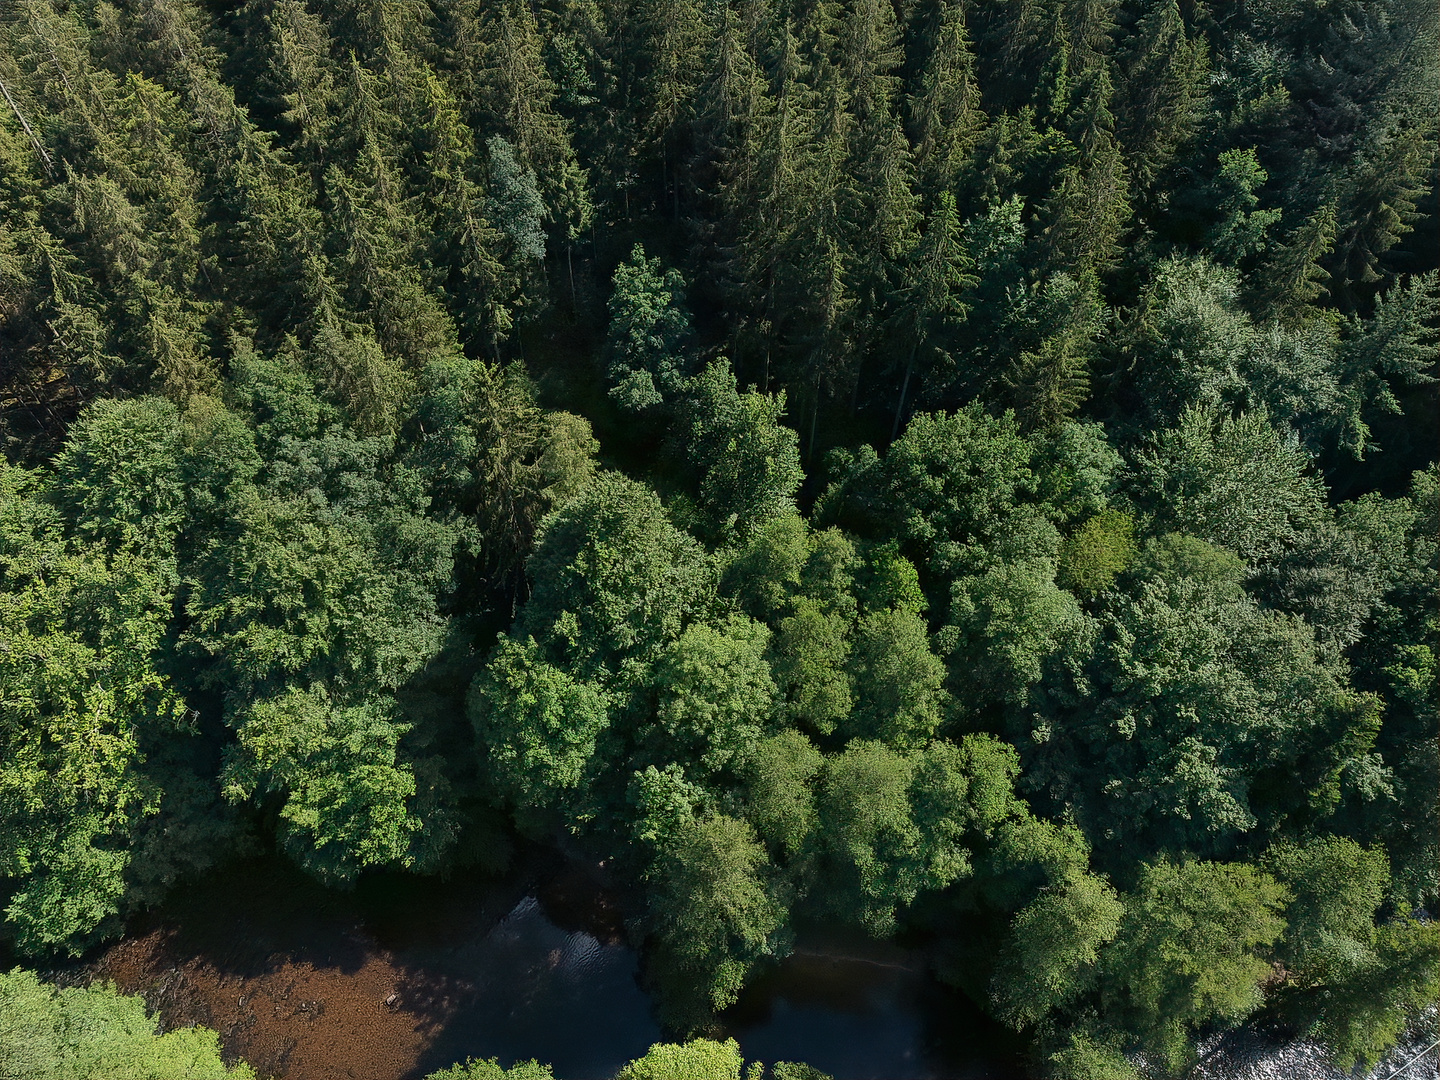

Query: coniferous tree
[905,0,984,201]
[890,190,972,437]
[1112,0,1207,197]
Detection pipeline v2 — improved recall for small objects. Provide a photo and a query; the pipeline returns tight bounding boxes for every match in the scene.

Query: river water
[72,853,1021,1080]
[68,853,1437,1080]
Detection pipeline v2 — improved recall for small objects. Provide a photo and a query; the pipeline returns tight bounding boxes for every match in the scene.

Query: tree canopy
[0,0,1434,1073]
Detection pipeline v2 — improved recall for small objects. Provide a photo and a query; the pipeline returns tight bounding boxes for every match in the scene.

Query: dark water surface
[356,856,1025,1079]
[80,854,1434,1080]
[81,853,1024,1080]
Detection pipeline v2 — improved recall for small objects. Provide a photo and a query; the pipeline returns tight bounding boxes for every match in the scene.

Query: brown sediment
[89,927,445,1080]
[69,856,540,1080]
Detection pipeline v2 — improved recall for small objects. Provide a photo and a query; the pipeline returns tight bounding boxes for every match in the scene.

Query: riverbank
[42,851,1022,1080]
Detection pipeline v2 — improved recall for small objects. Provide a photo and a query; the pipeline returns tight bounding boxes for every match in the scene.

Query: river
[67,852,1022,1080]
[60,853,1437,1080]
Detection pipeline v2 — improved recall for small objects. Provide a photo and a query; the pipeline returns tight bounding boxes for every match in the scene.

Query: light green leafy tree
[520,472,713,680]
[468,635,610,813]
[945,557,1088,714]
[674,360,804,540]
[846,607,948,746]
[1131,405,1329,565]
[1266,837,1440,1068]
[991,870,1124,1029]
[1098,860,1288,1071]
[0,968,253,1079]
[0,464,184,956]
[742,730,824,863]
[424,1057,553,1080]
[646,815,786,1016]
[605,244,695,412]
[222,687,419,887]
[615,1039,743,1080]
[651,615,775,776]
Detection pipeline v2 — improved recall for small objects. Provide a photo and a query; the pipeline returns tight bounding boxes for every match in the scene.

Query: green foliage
[818,741,931,934]
[1131,406,1328,565]
[182,454,455,696]
[674,361,804,539]
[1263,838,1440,1068]
[0,0,1432,1064]
[1205,148,1281,264]
[1100,860,1288,1071]
[487,136,546,264]
[1266,837,1388,979]
[1028,534,1368,855]
[0,968,253,1079]
[991,872,1123,1029]
[222,688,418,887]
[521,472,713,679]
[0,464,183,955]
[769,1065,834,1080]
[414,354,597,581]
[605,245,694,411]
[819,406,1058,583]
[469,635,609,811]
[647,815,785,1012]
[947,558,1087,710]
[1304,919,1440,1070]
[742,730,823,860]
[1031,422,1122,526]
[847,607,948,746]
[1044,1030,1139,1080]
[51,398,187,554]
[652,616,775,776]
[722,514,812,622]
[424,1058,554,1080]
[771,599,853,736]
[819,735,1023,934]
[1058,511,1136,596]
[615,1039,744,1080]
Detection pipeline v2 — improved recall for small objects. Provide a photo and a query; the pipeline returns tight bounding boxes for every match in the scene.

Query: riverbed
[70,853,1026,1080]
[58,852,1440,1080]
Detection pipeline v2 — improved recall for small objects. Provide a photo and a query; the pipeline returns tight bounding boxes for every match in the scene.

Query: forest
[0,0,1436,1074]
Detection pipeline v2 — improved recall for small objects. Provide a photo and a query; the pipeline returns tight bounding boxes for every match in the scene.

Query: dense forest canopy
[0,0,1437,1074]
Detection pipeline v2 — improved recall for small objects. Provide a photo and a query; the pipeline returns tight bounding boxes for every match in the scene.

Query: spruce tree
[905,0,984,201]
[1112,0,1207,194]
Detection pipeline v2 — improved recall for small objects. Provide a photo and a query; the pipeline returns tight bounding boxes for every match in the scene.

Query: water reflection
[79,855,1436,1080]
[421,891,1024,1080]
[725,942,1023,1080]
[409,895,663,1080]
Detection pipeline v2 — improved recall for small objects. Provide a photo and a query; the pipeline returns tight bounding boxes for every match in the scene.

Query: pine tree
[1332,270,1440,457]
[1002,272,1105,429]
[975,0,1053,108]
[729,16,807,378]
[692,0,770,254]
[475,0,591,234]
[262,0,337,163]
[1205,147,1282,265]
[1060,0,1116,75]
[1258,203,1337,325]
[1038,66,1130,278]
[890,190,973,437]
[633,0,708,153]
[414,68,510,346]
[845,112,920,359]
[1330,126,1430,309]
[905,0,984,201]
[838,0,903,123]
[1112,0,1208,194]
